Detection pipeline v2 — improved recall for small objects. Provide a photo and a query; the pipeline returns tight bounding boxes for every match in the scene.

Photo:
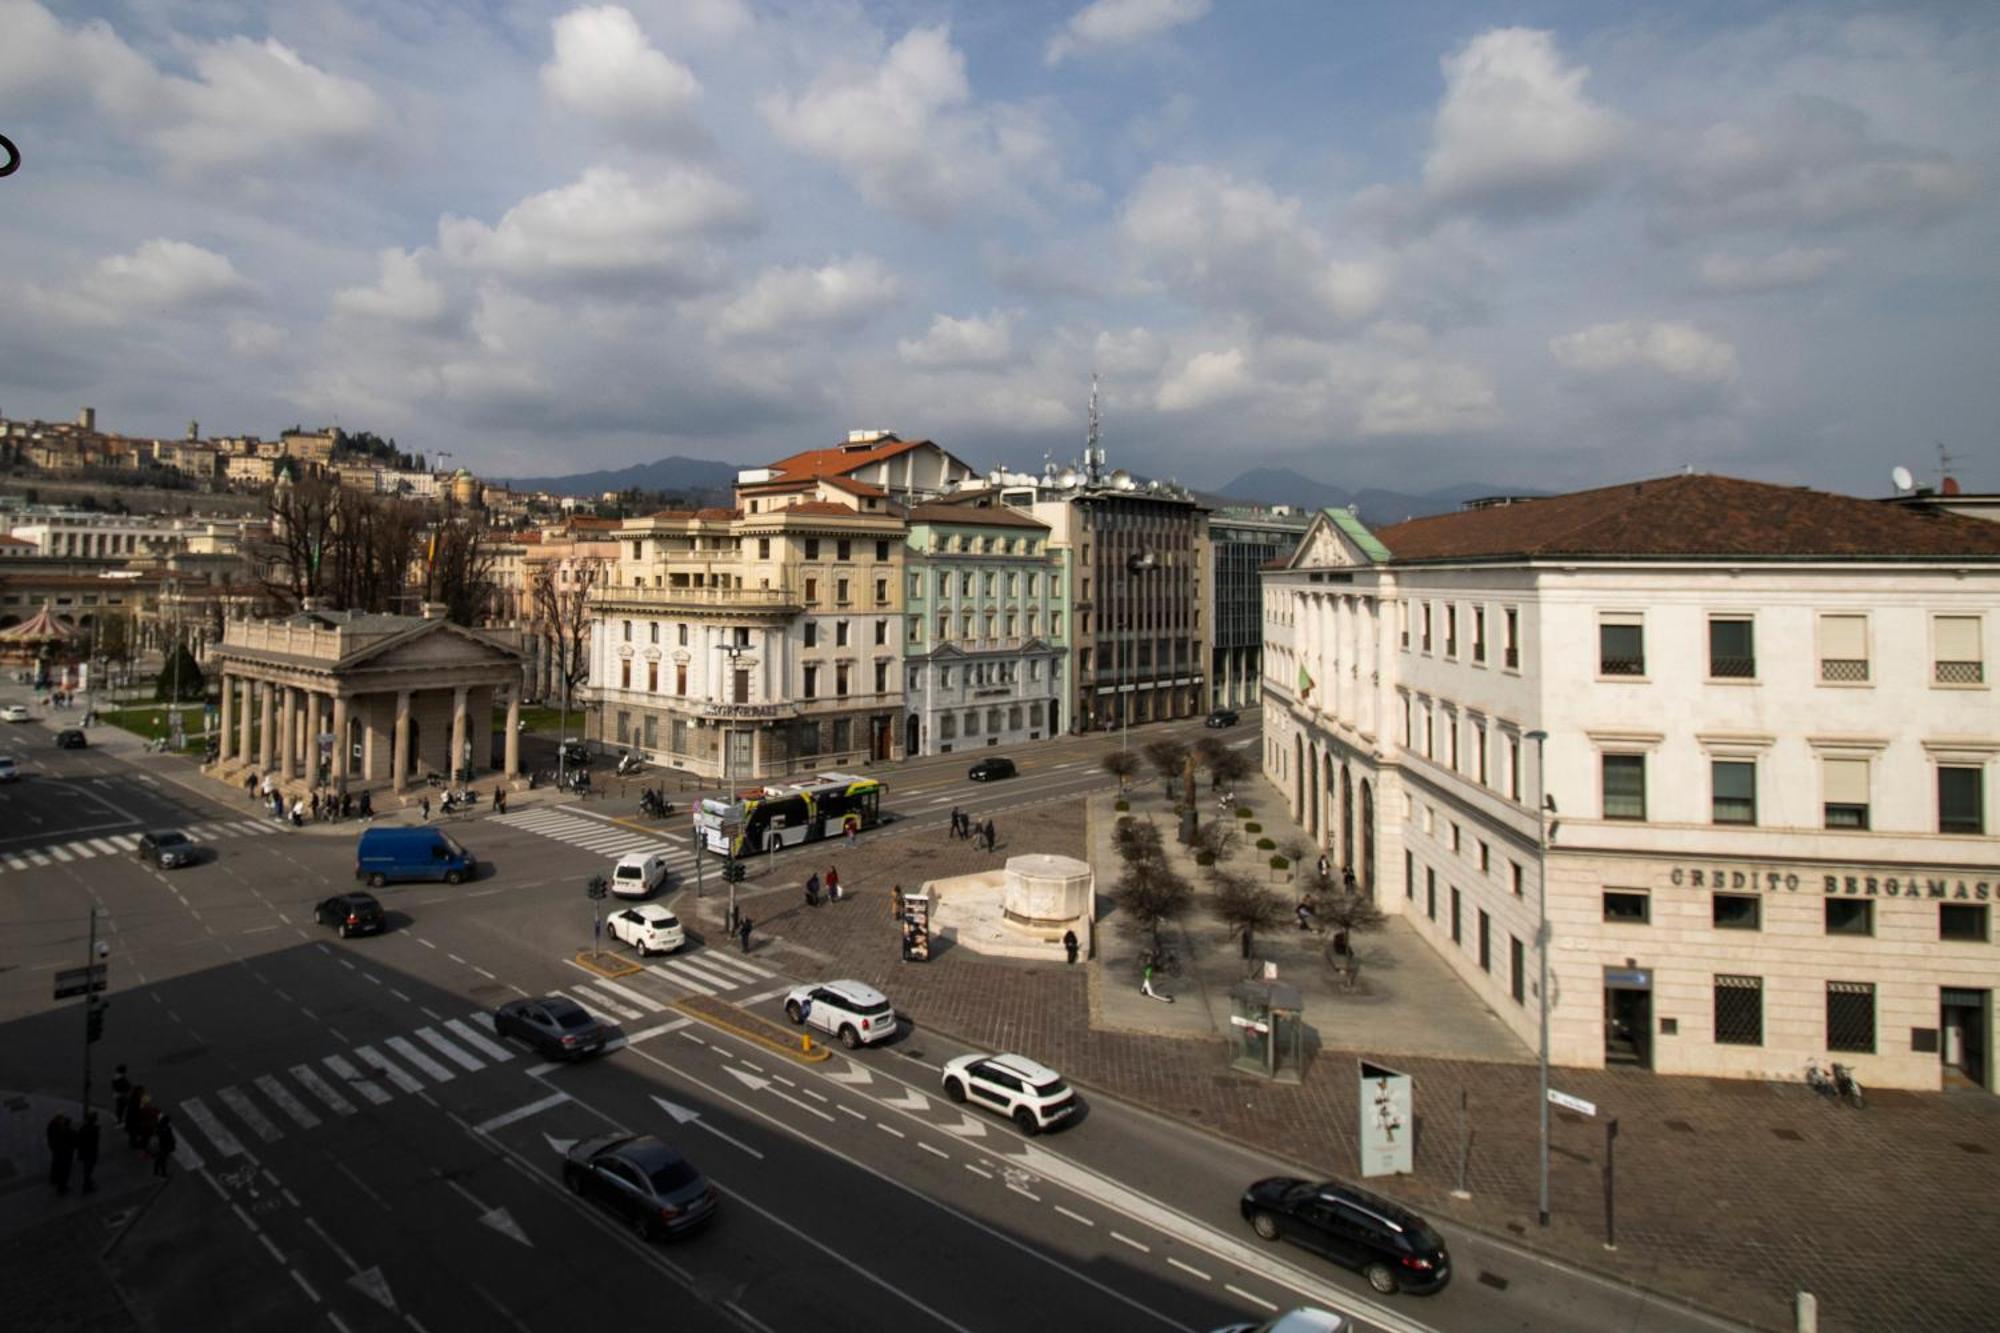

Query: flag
[1297,663,1315,700]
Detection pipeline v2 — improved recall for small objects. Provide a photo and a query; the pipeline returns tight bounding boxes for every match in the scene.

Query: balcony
[592,585,800,612]
[1599,656,1645,676]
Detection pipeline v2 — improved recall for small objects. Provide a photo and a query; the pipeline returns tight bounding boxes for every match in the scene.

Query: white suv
[941,1052,1078,1134]
[784,980,898,1049]
[607,904,684,955]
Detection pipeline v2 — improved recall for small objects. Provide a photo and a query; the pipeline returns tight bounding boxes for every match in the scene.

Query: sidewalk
[0,1090,151,1333]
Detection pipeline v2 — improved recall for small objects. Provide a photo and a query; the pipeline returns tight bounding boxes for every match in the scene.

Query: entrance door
[727,729,754,780]
[1604,983,1653,1069]
[1942,988,1991,1091]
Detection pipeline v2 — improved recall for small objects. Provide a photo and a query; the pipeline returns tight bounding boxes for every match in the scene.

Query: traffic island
[672,994,831,1064]
[572,951,644,980]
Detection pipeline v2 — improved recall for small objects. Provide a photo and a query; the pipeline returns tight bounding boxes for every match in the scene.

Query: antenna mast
[1936,440,1957,488]
[1084,371,1102,484]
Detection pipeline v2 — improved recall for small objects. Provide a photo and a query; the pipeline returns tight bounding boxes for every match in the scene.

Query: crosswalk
[489,807,695,869]
[0,819,277,872]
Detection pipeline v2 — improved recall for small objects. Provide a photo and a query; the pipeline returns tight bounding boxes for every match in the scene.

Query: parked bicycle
[1806,1058,1864,1108]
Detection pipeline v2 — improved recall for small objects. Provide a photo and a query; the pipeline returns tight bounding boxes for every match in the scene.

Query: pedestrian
[805,871,821,908]
[46,1113,75,1195]
[1342,867,1358,896]
[309,791,321,821]
[128,1091,157,1151]
[359,790,374,821]
[1296,900,1313,931]
[152,1113,176,1178]
[76,1111,100,1194]
[891,883,904,919]
[495,788,507,815]
[111,1064,132,1128]
[738,915,753,953]
[825,866,841,902]
[419,795,431,822]
[843,815,858,848]
[245,771,257,797]
[1062,929,1079,965]
[290,797,305,828]
[1141,962,1174,1004]
[983,818,997,852]
[1317,853,1331,883]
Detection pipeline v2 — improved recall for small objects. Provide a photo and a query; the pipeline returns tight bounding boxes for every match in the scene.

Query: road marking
[1055,1205,1094,1226]
[50,846,74,862]
[1224,1286,1277,1312]
[644,959,717,995]
[474,1092,571,1134]
[288,1065,356,1116]
[87,838,120,855]
[1110,1231,1150,1253]
[216,1085,284,1143]
[321,1055,391,1106]
[255,1074,322,1130]
[468,1011,498,1033]
[383,1036,455,1084]
[27,851,49,866]
[740,986,789,1005]
[110,834,140,851]
[918,1141,950,1160]
[1167,1257,1211,1281]
[691,951,773,983]
[585,976,667,1013]
[1008,1184,1042,1202]
[567,984,642,1021]
[415,1026,486,1073]
[964,1164,993,1180]
[837,1104,866,1120]
[444,1018,516,1063]
[876,1123,906,1140]
[655,956,741,992]
[564,993,621,1025]
[180,1096,246,1158]
[800,1087,829,1102]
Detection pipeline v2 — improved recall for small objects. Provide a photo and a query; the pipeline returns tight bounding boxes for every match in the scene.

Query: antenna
[1890,465,1915,494]
[1936,440,1957,487]
[1084,372,1102,484]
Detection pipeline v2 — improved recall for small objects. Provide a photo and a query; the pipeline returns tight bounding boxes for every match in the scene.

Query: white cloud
[542,7,701,131]
[1047,0,1210,66]
[1550,320,1739,384]
[1092,326,1171,379]
[1695,247,1842,294]
[437,166,753,291]
[1423,28,1621,218]
[1356,359,1501,437]
[715,257,901,339]
[1156,347,1251,412]
[33,239,254,328]
[899,310,1016,367]
[333,249,452,327]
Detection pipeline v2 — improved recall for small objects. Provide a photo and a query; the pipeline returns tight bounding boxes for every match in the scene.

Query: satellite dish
[1891,465,1915,493]
[1057,468,1078,488]
[1109,469,1131,488]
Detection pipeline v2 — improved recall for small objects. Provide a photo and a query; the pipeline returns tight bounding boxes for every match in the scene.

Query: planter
[1244,822,1263,834]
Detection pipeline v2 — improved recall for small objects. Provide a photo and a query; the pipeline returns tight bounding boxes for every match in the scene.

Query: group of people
[248,771,374,825]
[947,807,999,851]
[47,1064,178,1195]
[804,865,844,908]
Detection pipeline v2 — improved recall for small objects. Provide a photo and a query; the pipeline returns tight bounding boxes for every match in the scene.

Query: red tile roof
[907,499,1048,529]
[1374,474,2000,562]
[751,435,934,486]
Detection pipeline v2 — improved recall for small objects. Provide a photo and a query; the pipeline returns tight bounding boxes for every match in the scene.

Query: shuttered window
[1935,616,1984,685]
[1818,615,1868,682]
[1823,758,1870,829]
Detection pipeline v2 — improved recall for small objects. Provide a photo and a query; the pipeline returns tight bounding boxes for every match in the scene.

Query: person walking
[419,795,431,822]
[983,818,997,852]
[151,1113,177,1178]
[825,866,841,902]
[290,797,305,828]
[111,1064,132,1129]
[495,788,507,815]
[47,1113,75,1195]
[1141,962,1174,1004]
[76,1111,100,1194]
[843,815,858,849]
[359,790,374,821]
[948,806,962,840]
[1317,852,1331,884]
[125,1088,151,1149]
[891,883,904,919]
[309,791,321,821]
[1062,929,1079,965]
[737,915,753,953]
[805,871,821,908]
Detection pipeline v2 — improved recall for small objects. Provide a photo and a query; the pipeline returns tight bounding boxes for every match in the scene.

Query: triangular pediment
[1285,508,1387,570]
[341,620,524,671]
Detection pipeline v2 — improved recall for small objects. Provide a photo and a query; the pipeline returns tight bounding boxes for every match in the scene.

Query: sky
[2,0,1995,497]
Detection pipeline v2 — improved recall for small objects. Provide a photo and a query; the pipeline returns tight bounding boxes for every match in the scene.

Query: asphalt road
[0,713,1739,1333]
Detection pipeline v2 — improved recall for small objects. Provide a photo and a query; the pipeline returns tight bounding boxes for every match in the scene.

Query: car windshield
[157,833,190,846]
[853,998,893,1017]
[556,1007,595,1030]
[646,1159,699,1193]
[441,836,465,856]
[1029,1075,1067,1096]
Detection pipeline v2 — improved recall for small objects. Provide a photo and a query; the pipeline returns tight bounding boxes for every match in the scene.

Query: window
[1504,607,1519,669]
[836,665,849,696]
[874,620,887,645]
[1712,894,1761,930]
[834,539,850,561]
[1450,887,1461,943]
[675,663,687,696]
[1712,760,1757,825]
[1421,604,1433,652]
[1476,727,1489,785]
[1399,602,1410,649]
[804,577,818,604]
[1826,981,1876,1054]
[619,660,631,689]
[1714,976,1763,1046]
[1450,822,1462,854]
[757,537,770,559]
[1445,606,1458,657]
[1405,851,1414,900]
[875,578,888,605]
[1934,615,1984,685]
[835,620,850,647]
[678,623,689,647]
[836,578,850,604]
[803,665,817,699]
[1479,841,1491,873]
[648,622,659,645]
[1510,861,1523,897]
[1940,765,1985,834]
[1941,903,1989,942]
[1602,890,1650,924]
[1510,936,1525,1004]
[1824,899,1873,936]
[804,622,818,648]
[1599,616,1644,676]
[1472,607,1487,663]
[1818,614,1869,682]
[1602,754,1647,820]
[646,661,658,693]
[877,540,890,561]
[1823,757,1870,829]
[1709,616,1755,678]
[875,661,889,693]
[1477,910,1491,971]
[622,620,632,643]
[1425,868,1436,920]
[1507,734,1520,799]
[804,538,820,560]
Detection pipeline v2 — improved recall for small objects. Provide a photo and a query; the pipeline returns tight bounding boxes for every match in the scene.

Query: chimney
[421,601,449,621]
[78,406,95,432]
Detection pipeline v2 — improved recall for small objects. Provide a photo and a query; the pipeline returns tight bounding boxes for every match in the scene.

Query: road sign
[1548,1088,1597,1117]
[53,963,107,1000]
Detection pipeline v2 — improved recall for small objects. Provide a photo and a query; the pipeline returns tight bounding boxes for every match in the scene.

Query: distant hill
[502,455,739,501]
[1217,468,1543,526]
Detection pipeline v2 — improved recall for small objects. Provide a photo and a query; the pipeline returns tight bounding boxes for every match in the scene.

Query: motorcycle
[616,751,644,776]
[440,788,477,814]
[639,788,673,819]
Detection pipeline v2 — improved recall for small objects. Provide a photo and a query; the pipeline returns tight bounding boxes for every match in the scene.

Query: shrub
[1235,807,1253,819]
[1244,822,1263,834]
[1194,851,1215,867]
[1269,855,1290,871]
[1114,798,1130,812]
[1255,837,1276,851]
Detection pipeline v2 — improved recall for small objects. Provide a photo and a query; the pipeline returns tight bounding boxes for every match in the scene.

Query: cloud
[1156,347,1251,412]
[715,257,901,339]
[898,311,1016,367]
[1422,28,1621,218]
[1550,320,1739,384]
[1120,165,1389,334]
[1356,358,1501,437]
[1694,247,1842,294]
[1046,0,1210,66]
[26,239,256,328]
[332,249,453,328]
[541,7,702,134]
[437,166,753,292]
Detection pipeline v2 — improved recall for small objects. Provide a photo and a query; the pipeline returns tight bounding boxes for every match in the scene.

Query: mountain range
[1213,468,1545,526]
[502,455,740,501]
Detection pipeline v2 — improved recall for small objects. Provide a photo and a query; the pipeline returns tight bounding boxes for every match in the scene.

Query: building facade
[1264,475,2000,1093]
[1208,506,1309,710]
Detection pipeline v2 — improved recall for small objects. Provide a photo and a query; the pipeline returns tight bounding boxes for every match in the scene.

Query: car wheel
[368,872,386,888]
[339,923,351,940]
[1012,1107,1040,1136]
[445,870,464,885]
[1250,1211,1281,1242]
[563,1166,582,1195]
[839,1025,861,1050]
[944,1078,966,1104]
[785,1001,805,1025]
[1364,1261,1398,1295]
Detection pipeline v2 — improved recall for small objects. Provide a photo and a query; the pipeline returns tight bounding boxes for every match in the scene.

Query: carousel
[0,602,83,684]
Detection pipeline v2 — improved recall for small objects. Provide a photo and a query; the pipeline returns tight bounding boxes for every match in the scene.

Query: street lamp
[1120,550,1154,754]
[714,639,750,930]
[1525,727,1552,1229]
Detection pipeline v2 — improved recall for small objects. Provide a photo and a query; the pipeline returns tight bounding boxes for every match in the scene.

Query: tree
[1210,870,1287,958]
[1109,856,1194,958]
[1196,736,1255,792]
[1112,814,1165,869]
[1191,816,1240,866]
[265,473,340,606]
[423,501,500,626]
[1141,737,1189,795]
[1316,884,1388,968]
[154,638,205,702]
[1100,749,1139,793]
[532,559,602,710]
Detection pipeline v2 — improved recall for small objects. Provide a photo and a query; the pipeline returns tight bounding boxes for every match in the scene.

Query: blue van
[355,827,476,887]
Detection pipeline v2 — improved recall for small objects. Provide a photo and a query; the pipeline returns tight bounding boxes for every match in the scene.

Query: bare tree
[1100,749,1139,794]
[1141,737,1189,795]
[265,474,340,607]
[1109,857,1194,960]
[531,560,601,711]
[1196,737,1255,794]
[1191,816,1241,866]
[1209,870,1288,959]
[424,501,499,626]
[1112,814,1166,869]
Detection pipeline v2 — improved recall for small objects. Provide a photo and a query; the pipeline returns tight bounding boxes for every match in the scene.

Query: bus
[695,772,884,857]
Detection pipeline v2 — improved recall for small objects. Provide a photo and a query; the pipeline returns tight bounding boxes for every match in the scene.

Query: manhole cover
[1958,1142,1990,1155]
[1478,1271,1510,1291]
[1664,1119,1694,1134]
[1771,1127,1803,1142]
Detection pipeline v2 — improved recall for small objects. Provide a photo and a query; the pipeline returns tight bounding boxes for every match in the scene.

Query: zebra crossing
[639,946,784,1002]
[489,806,694,867]
[0,818,277,872]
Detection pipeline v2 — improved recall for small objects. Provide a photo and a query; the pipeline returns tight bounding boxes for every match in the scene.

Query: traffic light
[722,859,745,884]
[586,875,609,901]
[85,998,106,1044]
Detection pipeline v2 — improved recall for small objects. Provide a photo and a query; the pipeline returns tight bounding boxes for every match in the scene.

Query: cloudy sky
[3,1,1994,496]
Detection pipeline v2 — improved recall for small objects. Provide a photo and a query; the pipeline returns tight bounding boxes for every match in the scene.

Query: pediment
[342,621,523,671]
[1286,508,1384,570]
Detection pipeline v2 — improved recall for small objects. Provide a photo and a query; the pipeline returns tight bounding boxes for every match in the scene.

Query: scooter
[640,789,674,819]
[616,752,644,776]
[440,788,477,814]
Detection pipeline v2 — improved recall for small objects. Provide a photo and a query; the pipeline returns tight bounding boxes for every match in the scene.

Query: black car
[495,994,609,1059]
[314,892,386,938]
[137,830,198,870]
[563,1133,717,1239]
[1240,1177,1450,1295]
[559,739,592,767]
[55,728,87,749]
[968,756,1017,782]
[1205,709,1240,728]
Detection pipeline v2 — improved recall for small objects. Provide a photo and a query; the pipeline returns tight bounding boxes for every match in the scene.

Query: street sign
[1548,1088,1597,1117]
[53,963,107,1000]
[1358,1060,1413,1178]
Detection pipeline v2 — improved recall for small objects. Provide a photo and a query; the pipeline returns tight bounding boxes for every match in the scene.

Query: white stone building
[1263,475,2000,1093]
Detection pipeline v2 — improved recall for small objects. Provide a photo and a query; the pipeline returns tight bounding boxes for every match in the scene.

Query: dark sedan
[137,830,198,870]
[55,728,87,749]
[967,756,1017,782]
[1205,709,1240,728]
[1240,1177,1450,1295]
[496,994,608,1059]
[314,892,385,938]
[563,1134,717,1239]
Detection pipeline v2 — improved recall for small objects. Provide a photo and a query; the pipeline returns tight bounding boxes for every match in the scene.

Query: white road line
[320,1055,391,1106]
[1110,1232,1150,1253]
[473,1091,571,1134]
[567,985,642,1021]
[356,1045,428,1095]
[254,1074,322,1130]
[110,835,140,851]
[587,977,667,1012]
[740,986,790,1006]
[216,1085,284,1143]
[50,846,74,862]
[1224,1286,1277,1312]
[180,1096,246,1158]
[837,1105,867,1120]
[693,951,774,982]
[565,995,621,1025]
[384,1036,456,1084]
[1167,1257,1211,1281]
[87,838,121,855]
[615,1018,689,1046]
[174,1136,206,1172]
[918,1141,950,1160]
[414,1026,486,1073]
[876,1123,906,1140]
[28,852,50,866]
[468,1011,499,1033]
[1054,1205,1094,1226]
[645,962,717,996]
[662,955,748,990]
[964,1163,993,1180]
[3,854,26,871]
[1008,1184,1041,1202]
[444,1018,515,1063]
[288,1065,356,1116]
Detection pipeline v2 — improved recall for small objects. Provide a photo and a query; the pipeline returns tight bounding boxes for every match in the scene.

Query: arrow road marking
[826,1063,874,1086]
[650,1095,764,1159]
[943,1113,987,1139]
[436,1174,531,1248]
[474,1091,571,1135]
[722,1066,835,1123]
[880,1087,928,1111]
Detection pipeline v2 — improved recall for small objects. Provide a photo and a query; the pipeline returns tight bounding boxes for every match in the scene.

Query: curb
[671,995,830,1064]
[572,951,643,980]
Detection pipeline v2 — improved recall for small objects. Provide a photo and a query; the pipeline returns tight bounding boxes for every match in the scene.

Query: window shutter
[1818,615,1866,660]
[1823,758,1869,806]
[1936,616,1982,661]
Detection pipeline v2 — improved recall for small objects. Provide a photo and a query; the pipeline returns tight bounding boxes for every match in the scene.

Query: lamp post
[1525,727,1552,1228]
[715,639,749,930]
[1120,549,1153,753]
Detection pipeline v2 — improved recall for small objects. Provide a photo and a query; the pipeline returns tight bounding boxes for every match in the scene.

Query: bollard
[1795,1291,1817,1333]
[801,1034,812,1055]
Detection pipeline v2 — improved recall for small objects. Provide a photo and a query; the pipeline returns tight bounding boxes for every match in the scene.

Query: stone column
[450,686,469,783]
[392,690,411,794]
[259,683,275,771]
[278,686,296,781]
[331,695,349,794]
[217,672,234,764]
[362,699,377,782]
[239,676,255,769]
[504,682,521,778]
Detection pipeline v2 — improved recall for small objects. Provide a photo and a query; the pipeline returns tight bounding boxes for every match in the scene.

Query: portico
[207,602,527,795]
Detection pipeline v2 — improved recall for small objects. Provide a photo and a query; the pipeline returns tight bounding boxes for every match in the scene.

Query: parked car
[354,826,475,887]
[611,851,669,898]
[137,829,198,869]
[0,756,17,782]
[496,994,608,1059]
[0,704,28,723]
[784,980,898,1049]
[559,739,592,767]
[1205,709,1240,728]
[1239,1177,1451,1296]
[1211,1309,1344,1333]
[967,756,1017,782]
[55,728,87,749]
[608,904,685,956]
[940,1052,1077,1134]
[314,891,386,938]
[562,1133,717,1239]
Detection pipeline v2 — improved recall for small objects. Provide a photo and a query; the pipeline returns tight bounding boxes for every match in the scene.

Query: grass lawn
[502,704,582,734]
[98,704,212,754]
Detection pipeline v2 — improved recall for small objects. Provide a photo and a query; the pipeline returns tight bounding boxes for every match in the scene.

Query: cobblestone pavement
[697,782,2000,1333]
